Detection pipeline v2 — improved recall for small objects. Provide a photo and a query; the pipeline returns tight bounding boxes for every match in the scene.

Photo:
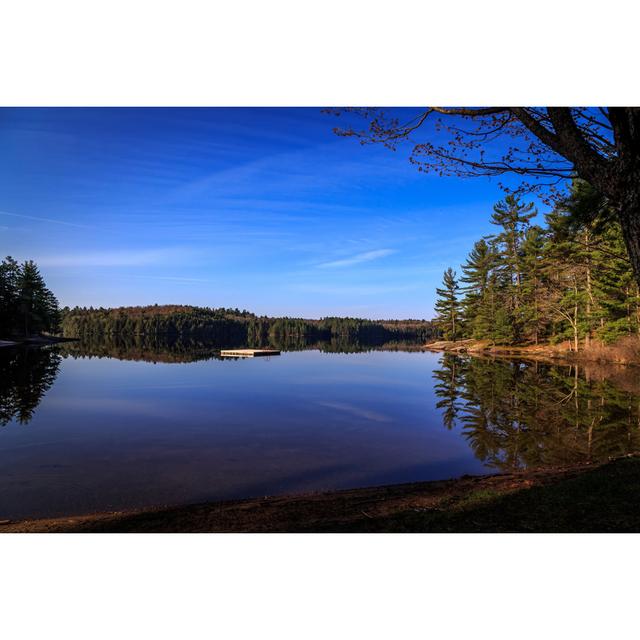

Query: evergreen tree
[460,239,497,340]
[492,307,516,345]
[593,222,639,342]
[0,257,60,338]
[434,268,460,341]
[441,184,640,350]
[0,256,21,337]
[18,261,60,337]
[519,226,547,344]
[490,196,537,299]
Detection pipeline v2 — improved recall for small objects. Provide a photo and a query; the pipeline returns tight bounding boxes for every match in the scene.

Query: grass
[323,457,640,532]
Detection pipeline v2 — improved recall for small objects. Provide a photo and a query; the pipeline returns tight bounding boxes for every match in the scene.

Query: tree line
[0,257,60,338]
[247,315,435,344]
[433,182,639,349]
[61,305,436,344]
[60,304,251,343]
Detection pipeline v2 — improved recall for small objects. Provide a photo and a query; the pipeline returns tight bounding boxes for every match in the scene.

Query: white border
[1,534,638,639]
[2,0,639,106]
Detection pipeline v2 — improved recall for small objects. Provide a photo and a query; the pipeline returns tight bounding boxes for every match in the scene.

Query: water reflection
[433,354,640,471]
[58,333,426,363]
[2,341,640,488]
[0,336,426,428]
[59,334,229,363]
[0,347,61,426]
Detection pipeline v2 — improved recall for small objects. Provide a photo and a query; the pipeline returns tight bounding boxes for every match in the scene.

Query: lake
[1,341,639,520]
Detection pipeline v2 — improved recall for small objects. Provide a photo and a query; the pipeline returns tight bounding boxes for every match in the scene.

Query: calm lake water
[2,341,639,520]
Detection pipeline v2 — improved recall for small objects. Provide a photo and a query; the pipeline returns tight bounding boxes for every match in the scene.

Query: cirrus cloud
[317,249,396,269]
[35,247,199,268]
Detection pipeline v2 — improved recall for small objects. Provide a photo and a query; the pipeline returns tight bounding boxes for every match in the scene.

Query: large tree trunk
[614,178,640,288]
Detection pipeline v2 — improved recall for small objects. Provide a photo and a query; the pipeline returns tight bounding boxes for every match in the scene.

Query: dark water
[1,340,639,520]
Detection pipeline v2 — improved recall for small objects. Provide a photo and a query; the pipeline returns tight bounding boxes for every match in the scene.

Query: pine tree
[490,195,537,335]
[460,239,497,340]
[492,307,515,345]
[437,187,639,351]
[434,268,460,341]
[18,261,60,337]
[519,226,546,344]
[0,256,21,336]
[593,222,639,342]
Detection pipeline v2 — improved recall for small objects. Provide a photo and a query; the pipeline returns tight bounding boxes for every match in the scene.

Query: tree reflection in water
[57,333,427,363]
[0,347,61,426]
[433,353,640,471]
[4,341,639,475]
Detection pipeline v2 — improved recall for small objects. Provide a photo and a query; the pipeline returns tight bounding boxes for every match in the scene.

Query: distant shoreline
[3,456,639,533]
[0,335,78,348]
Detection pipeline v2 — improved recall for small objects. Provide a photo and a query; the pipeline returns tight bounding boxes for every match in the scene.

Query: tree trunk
[616,180,640,289]
[573,280,579,352]
[585,230,593,349]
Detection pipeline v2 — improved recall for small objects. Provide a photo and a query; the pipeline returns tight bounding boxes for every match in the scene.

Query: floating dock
[220,348,281,358]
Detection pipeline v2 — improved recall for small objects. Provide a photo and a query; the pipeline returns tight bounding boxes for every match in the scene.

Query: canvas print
[2,107,639,532]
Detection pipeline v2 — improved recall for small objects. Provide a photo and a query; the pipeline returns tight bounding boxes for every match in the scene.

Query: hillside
[59,305,437,344]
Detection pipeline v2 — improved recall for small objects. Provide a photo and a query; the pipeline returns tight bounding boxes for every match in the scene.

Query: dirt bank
[3,457,639,532]
[425,338,640,366]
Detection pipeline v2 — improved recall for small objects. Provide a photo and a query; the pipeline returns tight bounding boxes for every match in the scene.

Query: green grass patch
[324,457,640,532]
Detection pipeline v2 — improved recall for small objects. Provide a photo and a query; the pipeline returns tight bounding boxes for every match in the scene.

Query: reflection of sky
[0,107,548,318]
[0,350,487,519]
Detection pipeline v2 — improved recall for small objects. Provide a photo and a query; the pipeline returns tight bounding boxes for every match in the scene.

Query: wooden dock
[220,348,281,358]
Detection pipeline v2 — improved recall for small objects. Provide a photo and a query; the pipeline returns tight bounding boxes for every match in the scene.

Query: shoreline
[0,335,78,348]
[3,456,639,532]
[424,338,640,367]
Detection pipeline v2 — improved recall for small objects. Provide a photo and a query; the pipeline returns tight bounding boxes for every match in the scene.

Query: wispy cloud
[170,140,411,202]
[129,275,213,283]
[0,210,94,229]
[317,249,396,269]
[36,247,198,268]
[289,283,420,296]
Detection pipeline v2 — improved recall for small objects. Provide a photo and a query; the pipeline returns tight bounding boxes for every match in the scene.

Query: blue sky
[0,108,545,319]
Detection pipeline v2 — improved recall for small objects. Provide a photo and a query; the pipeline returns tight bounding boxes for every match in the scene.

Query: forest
[59,304,436,345]
[0,257,60,338]
[0,256,435,346]
[433,181,639,350]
